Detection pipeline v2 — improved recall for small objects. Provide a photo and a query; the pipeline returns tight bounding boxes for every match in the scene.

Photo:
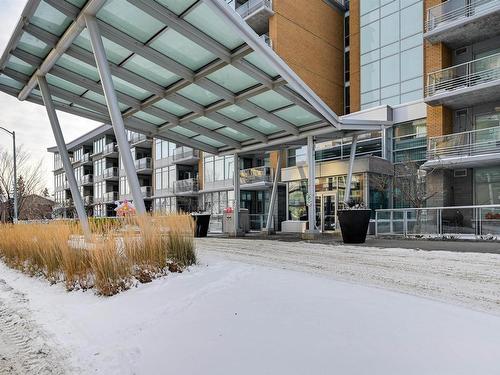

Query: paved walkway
[197,237,500,315]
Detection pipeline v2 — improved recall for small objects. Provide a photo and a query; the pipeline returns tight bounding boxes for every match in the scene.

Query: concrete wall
[270,0,345,114]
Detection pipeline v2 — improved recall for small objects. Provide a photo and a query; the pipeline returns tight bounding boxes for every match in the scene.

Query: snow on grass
[1,251,500,374]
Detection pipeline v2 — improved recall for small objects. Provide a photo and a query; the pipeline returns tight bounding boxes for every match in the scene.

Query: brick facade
[270,0,345,114]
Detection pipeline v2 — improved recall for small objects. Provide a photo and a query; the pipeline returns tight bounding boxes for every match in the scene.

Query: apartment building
[45,0,500,233]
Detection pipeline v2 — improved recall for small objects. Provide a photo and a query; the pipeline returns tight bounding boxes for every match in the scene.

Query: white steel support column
[264,151,282,234]
[344,134,358,205]
[85,15,146,214]
[306,136,318,234]
[37,76,90,236]
[233,153,240,235]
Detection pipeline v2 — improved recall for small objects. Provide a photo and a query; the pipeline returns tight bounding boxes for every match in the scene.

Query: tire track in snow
[0,279,68,375]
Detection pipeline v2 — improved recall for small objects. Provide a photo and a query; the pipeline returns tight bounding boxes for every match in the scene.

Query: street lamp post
[0,126,18,224]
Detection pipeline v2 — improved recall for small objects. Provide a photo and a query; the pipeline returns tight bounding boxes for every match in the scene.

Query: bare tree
[0,145,47,222]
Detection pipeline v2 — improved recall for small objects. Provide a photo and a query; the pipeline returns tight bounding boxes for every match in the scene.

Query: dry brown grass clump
[0,213,197,296]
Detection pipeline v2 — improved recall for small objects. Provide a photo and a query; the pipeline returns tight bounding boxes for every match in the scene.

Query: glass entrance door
[311,193,338,232]
[322,194,337,231]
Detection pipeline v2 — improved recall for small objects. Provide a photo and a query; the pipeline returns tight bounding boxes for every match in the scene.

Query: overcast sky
[0,0,101,194]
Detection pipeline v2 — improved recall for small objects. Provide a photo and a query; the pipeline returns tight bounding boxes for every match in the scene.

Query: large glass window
[475,167,500,205]
[393,118,427,163]
[360,0,423,109]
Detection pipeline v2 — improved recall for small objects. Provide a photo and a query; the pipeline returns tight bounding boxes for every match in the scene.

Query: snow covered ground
[1,240,500,374]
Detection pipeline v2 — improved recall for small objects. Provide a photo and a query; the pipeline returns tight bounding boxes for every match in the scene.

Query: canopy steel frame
[37,75,90,236]
[85,15,146,215]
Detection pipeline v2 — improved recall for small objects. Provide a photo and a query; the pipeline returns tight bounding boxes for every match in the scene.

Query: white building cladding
[0,0,386,235]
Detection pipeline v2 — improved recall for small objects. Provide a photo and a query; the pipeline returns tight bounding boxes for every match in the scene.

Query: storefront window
[288,180,308,221]
[475,167,500,205]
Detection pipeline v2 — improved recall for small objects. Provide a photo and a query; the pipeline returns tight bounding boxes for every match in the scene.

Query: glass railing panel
[406,209,439,235]
[239,166,273,184]
[441,207,476,235]
[479,207,500,236]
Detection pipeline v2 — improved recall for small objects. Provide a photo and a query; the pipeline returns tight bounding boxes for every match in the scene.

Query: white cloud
[0,0,102,194]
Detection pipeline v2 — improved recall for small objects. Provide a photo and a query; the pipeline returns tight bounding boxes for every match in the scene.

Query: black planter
[191,213,211,238]
[337,209,371,244]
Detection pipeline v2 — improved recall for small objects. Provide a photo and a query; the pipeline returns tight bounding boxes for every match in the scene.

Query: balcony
[103,191,119,204]
[83,196,93,205]
[80,153,91,165]
[422,126,500,169]
[103,167,119,180]
[103,142,118,157]
[240,166,273,188]
[425,52,500,108]
[236,0,274,35]
[135,157,153,173]
[141,186,152,198]
[80,174,94,186]
[424,0,500,47]
[129,133,152,147]
[172,147,200,165]
[64,198,73,207]
[174,178,199,195]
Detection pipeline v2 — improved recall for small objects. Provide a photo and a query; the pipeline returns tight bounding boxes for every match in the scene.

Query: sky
[0,0,101,194]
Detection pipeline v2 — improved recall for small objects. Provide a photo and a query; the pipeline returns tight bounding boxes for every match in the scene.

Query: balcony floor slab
[425,79,500,109]
[422,152,500,170]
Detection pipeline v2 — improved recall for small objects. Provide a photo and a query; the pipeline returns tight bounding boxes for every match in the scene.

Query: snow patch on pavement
[196,237,500,315]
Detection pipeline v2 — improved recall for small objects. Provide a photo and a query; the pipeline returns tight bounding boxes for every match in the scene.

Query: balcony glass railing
[80,174,93,185]
[173,147,199,161]
[425,0,500,32]
[174,178,199,193]
[428,126,500,159]
[103,167,118,179]
[236,0,272,18]
[103,191,119,203]
[103,142,117,155]
[135,157,152,170]
[141,186,153,198]
[426,52,500,97]
[129,133,149,144]
[240,166,273,185]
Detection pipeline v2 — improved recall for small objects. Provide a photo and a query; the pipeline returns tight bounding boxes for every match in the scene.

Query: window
[360,0,424,109]
[393,118,427,163]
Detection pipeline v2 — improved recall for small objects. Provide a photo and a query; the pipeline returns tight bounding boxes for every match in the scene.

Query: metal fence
[236,0,272,18]
[426,52,500,97]
[375,205,500,238]
[428,126,500,160]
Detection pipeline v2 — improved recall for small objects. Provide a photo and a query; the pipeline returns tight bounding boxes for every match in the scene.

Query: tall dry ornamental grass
[0,214,197,296]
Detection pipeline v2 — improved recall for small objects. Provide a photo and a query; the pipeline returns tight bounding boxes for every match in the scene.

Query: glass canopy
[0,0,345,154]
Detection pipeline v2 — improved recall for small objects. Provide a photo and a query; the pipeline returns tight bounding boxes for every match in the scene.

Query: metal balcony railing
[81,153,91,164]
[103,142,117,155]
[64,198,73,207]
[236,0,272,18]
[103,191,119,203]
[240,166,273,185]
[174,178,199,194]
[141,186,153,198]
[425,0,500,32]
[426,52,500,97]
[103,167,118,179]
[376,205,500,238]
[428,126,500,160]
[173,147,199,161]
[135,157,152,170]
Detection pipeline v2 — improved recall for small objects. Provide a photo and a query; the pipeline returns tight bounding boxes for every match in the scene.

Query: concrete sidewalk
[208,232,500,254]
